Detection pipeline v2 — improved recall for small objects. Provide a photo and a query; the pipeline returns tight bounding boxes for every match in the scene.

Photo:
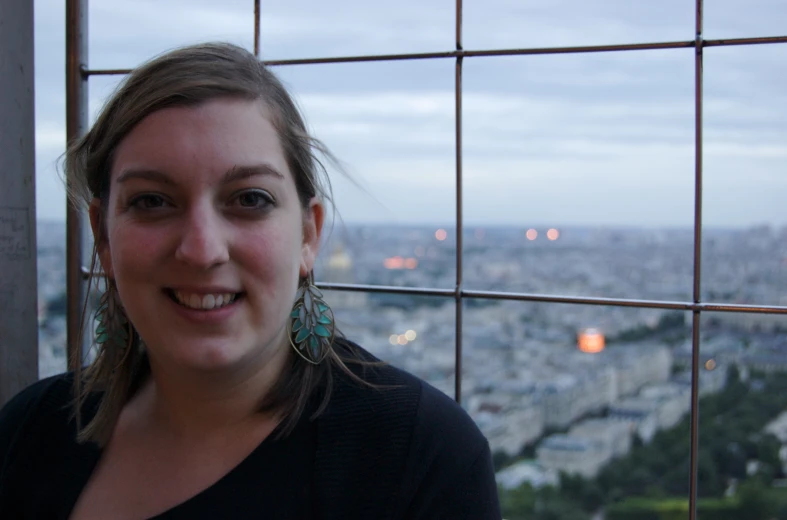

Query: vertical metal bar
[454,0,464,404]
[66,0,89,371]
[0,0,38,405]
[254,0,261,57]
[688,0,704,518]
[455,0,462,50]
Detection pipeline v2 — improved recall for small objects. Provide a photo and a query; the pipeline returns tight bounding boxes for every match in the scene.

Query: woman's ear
[300,198,324,277]
[89,198,113,278]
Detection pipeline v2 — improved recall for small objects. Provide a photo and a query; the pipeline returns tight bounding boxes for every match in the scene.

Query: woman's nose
[174,209,230,269]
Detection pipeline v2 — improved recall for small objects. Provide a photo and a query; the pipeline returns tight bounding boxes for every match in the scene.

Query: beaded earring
[288,273,334,364]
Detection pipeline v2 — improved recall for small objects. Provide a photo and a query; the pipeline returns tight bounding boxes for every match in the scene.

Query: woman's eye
[234,190,274,210]
[129,194,168,209]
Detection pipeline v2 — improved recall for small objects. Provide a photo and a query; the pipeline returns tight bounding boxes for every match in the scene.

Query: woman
[0,43,500,519]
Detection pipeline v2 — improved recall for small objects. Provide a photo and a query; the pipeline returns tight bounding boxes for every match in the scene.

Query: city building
[496,461,557,490]
[536,434,610,478]
[569,418,632,459]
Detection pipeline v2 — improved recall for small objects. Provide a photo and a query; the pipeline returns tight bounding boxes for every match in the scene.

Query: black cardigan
[0,343,501,519]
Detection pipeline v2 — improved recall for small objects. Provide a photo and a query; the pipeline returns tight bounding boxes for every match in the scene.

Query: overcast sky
[33,0,786,228]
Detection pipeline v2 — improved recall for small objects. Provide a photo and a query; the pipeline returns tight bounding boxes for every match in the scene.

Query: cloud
[30,0,787,227]
[35,122,66,152]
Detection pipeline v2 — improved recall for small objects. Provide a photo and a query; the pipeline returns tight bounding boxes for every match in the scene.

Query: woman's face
[91,98,323,373]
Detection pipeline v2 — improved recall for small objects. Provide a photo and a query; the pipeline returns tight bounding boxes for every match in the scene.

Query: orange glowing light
[526,229,538,241]
[547,229,560,241]
[397,335,408,345]
[404,258,418,269]
[435,229,448,241]
[705,359,717,371]
[578,328,605,353]
[383,256,405,269]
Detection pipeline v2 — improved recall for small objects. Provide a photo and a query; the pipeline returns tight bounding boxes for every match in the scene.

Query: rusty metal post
[66,0,89,370]
[254,0,261,57]
[0,0,38,405]
[453,0,464,404]
[688,1,705,518]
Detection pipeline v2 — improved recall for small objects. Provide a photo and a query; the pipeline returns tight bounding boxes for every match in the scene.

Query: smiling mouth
[165,289,244,311]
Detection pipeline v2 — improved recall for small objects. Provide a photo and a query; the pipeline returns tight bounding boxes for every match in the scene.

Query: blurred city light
[383,256,405,269]
[578,328,606,353]
[384,256,418,270]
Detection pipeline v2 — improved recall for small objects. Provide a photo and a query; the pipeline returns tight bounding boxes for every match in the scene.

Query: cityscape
[35,221,787,518]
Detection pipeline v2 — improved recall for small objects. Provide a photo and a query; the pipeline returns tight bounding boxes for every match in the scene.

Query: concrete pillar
[0,0,39,405]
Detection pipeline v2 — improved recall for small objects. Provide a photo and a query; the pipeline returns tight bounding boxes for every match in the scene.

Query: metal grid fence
[64,1,787,517]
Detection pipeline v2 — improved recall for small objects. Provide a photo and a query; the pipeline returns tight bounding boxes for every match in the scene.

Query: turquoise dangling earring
[94,281,133,365]
[288,273,334,364]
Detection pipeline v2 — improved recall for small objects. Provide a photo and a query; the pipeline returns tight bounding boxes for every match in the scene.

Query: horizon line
[34,218,784,232]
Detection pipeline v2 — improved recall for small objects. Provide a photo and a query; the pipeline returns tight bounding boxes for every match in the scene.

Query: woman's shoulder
[314,339,498,518]
[328,338,489,464]
[331,337,485,447]
[0,373,75,476]
[0,372,75,432]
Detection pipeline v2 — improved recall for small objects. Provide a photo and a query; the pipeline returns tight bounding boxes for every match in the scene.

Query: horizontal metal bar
[463,289,692,309]
[86,67,133,76]
[316,282,787,315]
[79,269,787,315]
[704,35,787,47]
[700,302,787,314]
[85,51,455,75]
[83,35,786,77]
[460,40,694,59]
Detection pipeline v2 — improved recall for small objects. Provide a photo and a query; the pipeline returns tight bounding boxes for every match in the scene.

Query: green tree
[533,487,590,520]
[492,450,512,472]
[696,448,723,497]
[579,481,605,512]
[737,479,777,520]
[756,434,782,480]
[499,484,535,520]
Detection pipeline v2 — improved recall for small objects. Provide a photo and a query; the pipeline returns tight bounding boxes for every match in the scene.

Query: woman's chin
[154,337,286,375]
[155,342,252,373]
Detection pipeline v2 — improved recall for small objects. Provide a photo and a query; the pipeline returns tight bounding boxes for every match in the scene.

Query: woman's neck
[134,342,291,441]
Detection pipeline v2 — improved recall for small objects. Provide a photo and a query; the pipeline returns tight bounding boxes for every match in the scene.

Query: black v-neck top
[151,412,316,519]
[0,379,318,520]
[0,341,501,520]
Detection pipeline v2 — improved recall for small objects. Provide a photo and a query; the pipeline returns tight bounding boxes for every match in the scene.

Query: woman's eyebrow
[224,164,285,183]
[116,168,176,185]
[115,164,285,186]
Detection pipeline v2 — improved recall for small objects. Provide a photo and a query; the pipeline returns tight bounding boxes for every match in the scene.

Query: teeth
[173,291,237,310]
